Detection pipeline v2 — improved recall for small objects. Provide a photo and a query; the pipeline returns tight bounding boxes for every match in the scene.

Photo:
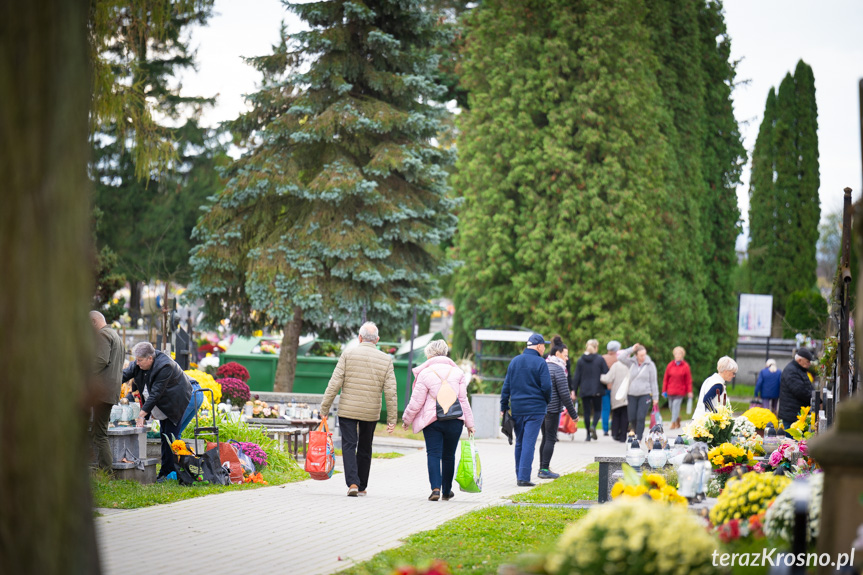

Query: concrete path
[96,430,626,575]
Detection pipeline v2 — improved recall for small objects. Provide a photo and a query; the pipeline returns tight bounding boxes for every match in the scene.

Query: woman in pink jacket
[402,340,475,501]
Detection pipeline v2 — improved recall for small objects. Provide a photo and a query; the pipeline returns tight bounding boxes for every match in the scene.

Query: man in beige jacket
[321,322,397,496]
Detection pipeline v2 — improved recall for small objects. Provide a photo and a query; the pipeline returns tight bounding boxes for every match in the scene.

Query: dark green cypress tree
[644,0,715,378]
[453,0,673,361]
[189,1,456,392]
[748,60,820,314]
[698,0,746,357]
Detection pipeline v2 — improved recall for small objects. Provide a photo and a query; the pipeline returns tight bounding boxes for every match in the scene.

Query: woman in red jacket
[663,346,693,429]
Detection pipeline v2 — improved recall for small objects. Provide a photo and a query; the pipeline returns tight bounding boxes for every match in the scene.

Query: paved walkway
[96,430,627,575]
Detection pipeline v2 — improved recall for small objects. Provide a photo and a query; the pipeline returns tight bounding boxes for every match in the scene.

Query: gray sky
[180,0,863,246]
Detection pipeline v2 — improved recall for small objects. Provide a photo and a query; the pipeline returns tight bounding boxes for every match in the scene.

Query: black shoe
[442,491,455,501]
[585,433,591,442]
[538,469,559,479]
[517,480,536,487]
[591,428,598,440]
[155,475,169,484]
[429,489,441,501]
[604,430,610,436]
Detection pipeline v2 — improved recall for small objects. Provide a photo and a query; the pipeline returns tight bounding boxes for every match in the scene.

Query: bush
[783,290,828,338]
[218,377,251,405]
[216,361,250,382]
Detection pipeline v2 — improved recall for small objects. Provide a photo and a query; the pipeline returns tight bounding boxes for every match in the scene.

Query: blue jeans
[601,390,611,432]
[178,384,203,435]
[423,418,464,494]
[512,414,544,482]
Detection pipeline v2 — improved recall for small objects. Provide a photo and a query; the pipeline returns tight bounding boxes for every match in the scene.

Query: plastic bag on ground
[455,437,482,493]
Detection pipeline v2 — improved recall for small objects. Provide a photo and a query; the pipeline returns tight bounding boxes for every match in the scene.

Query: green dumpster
[221,333,443,419]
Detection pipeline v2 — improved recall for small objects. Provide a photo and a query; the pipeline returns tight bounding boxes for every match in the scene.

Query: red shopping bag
[305,417,336,480]
[559,411,577,434]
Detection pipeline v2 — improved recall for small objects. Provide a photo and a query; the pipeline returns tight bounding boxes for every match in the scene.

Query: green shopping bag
[455,437,482,493]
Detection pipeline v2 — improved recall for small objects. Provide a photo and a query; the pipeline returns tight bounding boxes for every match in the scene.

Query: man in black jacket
[778,348,814,434]
[124,342,192,481]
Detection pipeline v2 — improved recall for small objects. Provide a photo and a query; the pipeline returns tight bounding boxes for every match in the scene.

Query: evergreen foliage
[189,1,456,391]
[451,0,744,381]
[783,290,827,339]
[91,0,223,315]
[748,60,820,314]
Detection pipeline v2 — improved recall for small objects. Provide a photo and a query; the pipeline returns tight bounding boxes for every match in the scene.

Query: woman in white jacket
[692,356,738,420]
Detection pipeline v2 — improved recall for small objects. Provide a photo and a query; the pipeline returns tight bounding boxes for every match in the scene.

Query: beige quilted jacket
[321,342,398,424]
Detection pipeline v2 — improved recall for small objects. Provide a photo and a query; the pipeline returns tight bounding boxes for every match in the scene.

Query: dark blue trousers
[512,413,544,482]
[422,418,464,494]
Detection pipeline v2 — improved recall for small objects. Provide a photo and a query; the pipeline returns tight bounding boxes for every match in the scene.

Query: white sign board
[738,294,773,337]
[475,329,532,343]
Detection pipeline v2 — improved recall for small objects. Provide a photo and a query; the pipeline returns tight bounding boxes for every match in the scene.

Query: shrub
[216,361,250,382]
[218,377,251,405]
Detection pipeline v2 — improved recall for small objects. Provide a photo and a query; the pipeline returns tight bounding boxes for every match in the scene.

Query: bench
[255,426,309,460]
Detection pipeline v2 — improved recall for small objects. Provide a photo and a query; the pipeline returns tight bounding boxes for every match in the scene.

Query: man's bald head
[89,310,107,329]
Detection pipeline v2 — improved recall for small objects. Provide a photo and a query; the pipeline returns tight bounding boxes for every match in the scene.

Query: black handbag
[501,410,514,445]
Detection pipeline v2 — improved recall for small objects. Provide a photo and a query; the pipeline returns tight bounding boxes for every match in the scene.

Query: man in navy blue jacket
[501,333,552,486]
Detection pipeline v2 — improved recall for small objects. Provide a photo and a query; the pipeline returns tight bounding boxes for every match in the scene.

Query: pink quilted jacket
[401,356,475,434]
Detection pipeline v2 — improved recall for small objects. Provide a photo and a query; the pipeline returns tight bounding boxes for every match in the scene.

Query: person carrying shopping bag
[402,340,475,501]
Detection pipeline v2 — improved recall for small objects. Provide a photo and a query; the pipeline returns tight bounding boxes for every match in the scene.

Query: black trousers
[582,395,602,433]
[539,412,560,470]
[627,394,652,440]
[611,406,628,441]
[91,402,114,472]
[339,417,377,491]
[158,417,181,478]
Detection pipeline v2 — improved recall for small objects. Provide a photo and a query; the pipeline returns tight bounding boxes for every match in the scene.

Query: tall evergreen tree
[91,0,219,318]
[189,1,456,392]
[748,60,820,314]
[644,0,715,375]
[453,0,673,360]
[697,0,746,356]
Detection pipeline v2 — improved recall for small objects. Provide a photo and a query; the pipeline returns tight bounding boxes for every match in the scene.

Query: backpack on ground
[432,366,463,421]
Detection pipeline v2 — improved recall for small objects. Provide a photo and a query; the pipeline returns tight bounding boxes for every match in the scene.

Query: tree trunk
[273,307,303,393]
[128,280,142,323]
[0,1,101,573]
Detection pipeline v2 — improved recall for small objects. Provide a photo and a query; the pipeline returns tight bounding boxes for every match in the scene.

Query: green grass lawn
[91,464,308,509]
[337,505,586,575]
[374,422,425,441]
[333,447,405,459]
[510,463,599,504]
[337,467,599,575]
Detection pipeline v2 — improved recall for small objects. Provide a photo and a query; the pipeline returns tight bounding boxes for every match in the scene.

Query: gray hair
[89,310,106,323]
[425,339,450,358]
[132,341,156,359]
[766,358,777,372]
[358,321,380,343]
[717,356,738,374]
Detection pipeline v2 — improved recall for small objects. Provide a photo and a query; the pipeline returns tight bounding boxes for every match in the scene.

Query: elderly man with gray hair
[321,322,397,497]
[122,341,192,482]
